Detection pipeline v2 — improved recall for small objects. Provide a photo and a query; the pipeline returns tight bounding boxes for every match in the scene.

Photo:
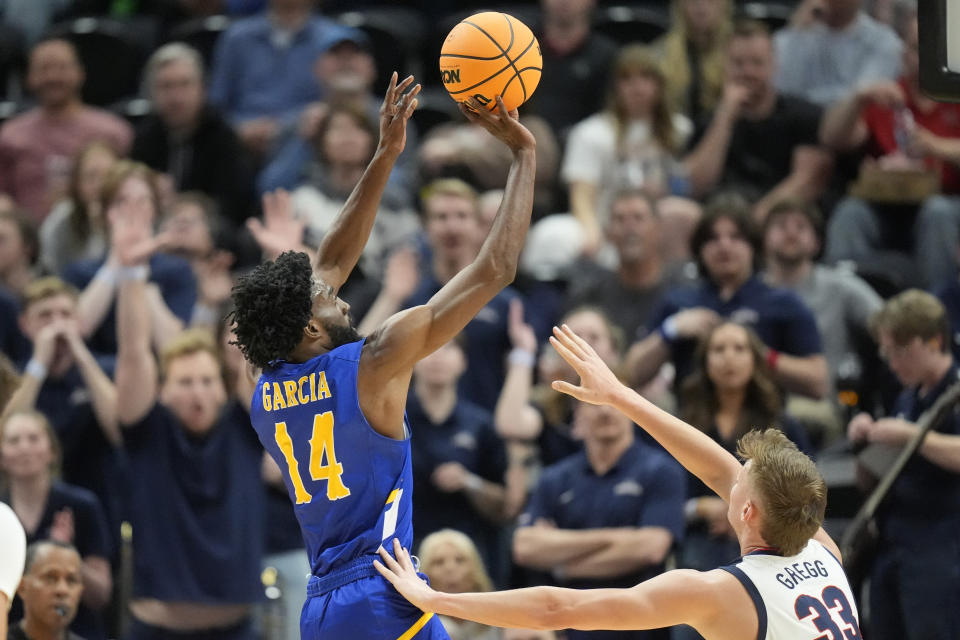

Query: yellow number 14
[274,412,351,505]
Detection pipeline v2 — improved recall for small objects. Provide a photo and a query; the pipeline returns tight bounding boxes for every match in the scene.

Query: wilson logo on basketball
[441,69,461,84]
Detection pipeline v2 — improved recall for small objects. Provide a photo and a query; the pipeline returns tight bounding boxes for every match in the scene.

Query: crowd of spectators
[1,0,959,639]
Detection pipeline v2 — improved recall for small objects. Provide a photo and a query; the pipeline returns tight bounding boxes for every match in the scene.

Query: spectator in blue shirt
[512,394,686,640]
[626,193,828,402]
[258,29,418,207]
[62,161,196,357]
[208,0,353,157]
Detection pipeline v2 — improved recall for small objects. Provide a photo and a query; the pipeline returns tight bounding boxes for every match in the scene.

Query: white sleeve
[0,503,26,604]
[560,115,614,185]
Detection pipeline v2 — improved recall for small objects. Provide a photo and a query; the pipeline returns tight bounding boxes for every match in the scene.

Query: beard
[323,318,362,349]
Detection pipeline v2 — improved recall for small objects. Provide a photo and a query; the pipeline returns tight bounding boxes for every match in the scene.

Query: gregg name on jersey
[775,558,831,590]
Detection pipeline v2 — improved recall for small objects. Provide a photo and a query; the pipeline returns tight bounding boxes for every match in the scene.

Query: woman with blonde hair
[652,0,733,121]
[562,45,692,256]
[419,529,500,640]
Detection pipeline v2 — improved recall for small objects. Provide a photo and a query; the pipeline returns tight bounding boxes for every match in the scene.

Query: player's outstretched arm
[375,539,726,634]
[357,97,535,438]
[550,324,742,502]
[312,72,420,291]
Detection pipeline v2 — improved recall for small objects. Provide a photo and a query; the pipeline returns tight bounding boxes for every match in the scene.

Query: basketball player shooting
[376,325,862,640]
[229,71,537,639]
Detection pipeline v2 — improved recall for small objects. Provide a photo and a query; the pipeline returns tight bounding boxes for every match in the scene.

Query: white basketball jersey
[721,540,862,640]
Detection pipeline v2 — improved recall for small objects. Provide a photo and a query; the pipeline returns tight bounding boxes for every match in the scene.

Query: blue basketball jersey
[250,339,413,576]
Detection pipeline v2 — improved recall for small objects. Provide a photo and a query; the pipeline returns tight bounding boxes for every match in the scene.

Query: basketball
[439,12,542,112]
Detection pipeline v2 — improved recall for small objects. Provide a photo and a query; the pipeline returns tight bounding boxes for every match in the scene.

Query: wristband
[25,358,48,381]
[658,315,679,344]
[94,264,117,286]
[766,348,780,371]
[117,265,149,282]
[463,473,484,492]
[191,302,220,327]
[684,498,700,522]
[507,348,536,368]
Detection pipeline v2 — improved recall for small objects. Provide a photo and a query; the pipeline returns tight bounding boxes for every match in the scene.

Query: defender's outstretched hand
[379,72,421,157]
[375,538,436,613]
[549,324,628,407]
[459,96,536,154]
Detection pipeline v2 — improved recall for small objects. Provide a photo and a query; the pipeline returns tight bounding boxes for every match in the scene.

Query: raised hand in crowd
[246,189,309,262]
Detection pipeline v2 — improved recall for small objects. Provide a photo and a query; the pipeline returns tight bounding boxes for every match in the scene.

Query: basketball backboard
[920,0,960,101]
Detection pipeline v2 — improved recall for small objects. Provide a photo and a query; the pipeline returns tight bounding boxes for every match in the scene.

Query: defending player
[376,325,861,640]
[229,82,536,639]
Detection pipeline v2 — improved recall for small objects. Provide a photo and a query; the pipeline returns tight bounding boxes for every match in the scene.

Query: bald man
[11,541,86,640]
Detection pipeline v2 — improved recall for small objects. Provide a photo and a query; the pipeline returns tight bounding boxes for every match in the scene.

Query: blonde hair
[420,179,480,213]
[656,0,732,116]
[159,329,223,379]
[870,289,951,352]
[22,277,79,311]
[737,429,826,556]
[607,45,678,153]
[418,529,493,593]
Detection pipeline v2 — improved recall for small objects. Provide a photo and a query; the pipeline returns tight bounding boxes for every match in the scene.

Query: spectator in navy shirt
[63,161,196,357]
[626,194,828,402]
[847,290,960,640]
[113,196,264,638]
[512,393,686,640]
[208,0,353,157]
[2,278,120,531]
[406,179,520,411]
[407,337,509,582]
[0,410,112,640]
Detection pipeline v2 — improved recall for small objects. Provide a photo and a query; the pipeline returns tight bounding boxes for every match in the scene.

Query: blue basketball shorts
[300,573,451,640]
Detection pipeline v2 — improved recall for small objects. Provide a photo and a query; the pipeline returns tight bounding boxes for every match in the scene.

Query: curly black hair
[229,251,314,369]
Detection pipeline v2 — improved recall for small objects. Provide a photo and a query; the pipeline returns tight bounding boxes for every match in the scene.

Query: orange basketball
[439,12,542,112]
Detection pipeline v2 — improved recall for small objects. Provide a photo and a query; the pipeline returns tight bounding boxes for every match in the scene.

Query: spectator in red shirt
[821,10,960,287]
[0,39,132,220]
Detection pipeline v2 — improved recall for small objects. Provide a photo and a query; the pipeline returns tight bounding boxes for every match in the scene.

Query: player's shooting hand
[374,538,437,613]
[458,96,536,154]
[549,324,626,407]
[378,72,421,158]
